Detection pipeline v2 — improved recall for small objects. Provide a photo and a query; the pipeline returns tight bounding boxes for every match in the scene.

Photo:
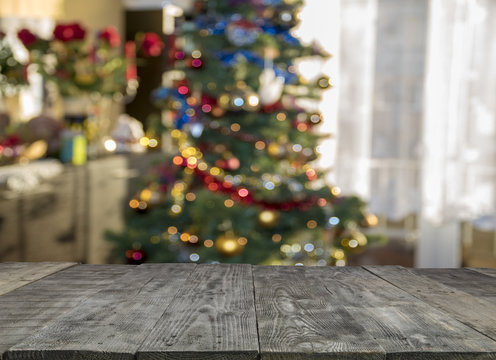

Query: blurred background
[0,0,495,268]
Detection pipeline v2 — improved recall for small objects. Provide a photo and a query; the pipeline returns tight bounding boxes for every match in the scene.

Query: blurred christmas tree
[107,0,384,266]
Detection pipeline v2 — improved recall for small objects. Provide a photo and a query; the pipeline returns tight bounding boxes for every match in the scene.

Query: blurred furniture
[462,221,496,268]
[1,263,496,359]
[0,152,164,263]
[349,214,417,267]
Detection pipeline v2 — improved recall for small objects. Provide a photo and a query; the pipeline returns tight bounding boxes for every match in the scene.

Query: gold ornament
[272,4,299,29]
[267,142,286,158]
[308,113,323,125]
[215,233,245,257]
[258,209,280,228]
[360,213,379,228]
[317,76,331,89]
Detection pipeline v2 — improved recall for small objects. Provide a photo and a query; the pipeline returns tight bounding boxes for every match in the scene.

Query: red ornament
[191,58,203,68]
[124,41,137,81]
[17,29,38,48]
[53,23,86,42]
[178,86,189,95]
[98,26,121,47]
[227,157,240,170]
[140,32,164,57]
[174,51,185,60]
[125,249,146,265]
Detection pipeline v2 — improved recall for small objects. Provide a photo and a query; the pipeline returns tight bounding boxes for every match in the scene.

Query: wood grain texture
[469,267,496,278]
[0,262,76,296]
[2,264,496,360]
[320,266,496,359]
[253,266,384,360]
[365,265,496,343]
[0,264,134,359]
[255,266,496,360]
[4,263,195,360]
[137,264,259,360]
[322,266,496,359]
[416,268,496,300]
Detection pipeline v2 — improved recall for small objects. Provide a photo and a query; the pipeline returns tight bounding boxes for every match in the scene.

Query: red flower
[17,29,38,48]
[98,26,121,47]
[141,32,164,57]
[53,23,86,42]
[1,134,21,147]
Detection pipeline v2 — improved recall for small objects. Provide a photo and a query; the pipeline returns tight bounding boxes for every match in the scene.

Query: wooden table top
[0,262,495,359]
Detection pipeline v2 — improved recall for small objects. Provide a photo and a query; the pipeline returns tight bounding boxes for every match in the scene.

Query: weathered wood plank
[255,265,496,359]
[0,262,76,296]
[365,265,496,343]
[320,266,496,359]
[137,264,259,360]
[253,266,385,360]
[4,263,195,360]
[469,268,496,278]
[416,268,496,300]
[0,264,134,359]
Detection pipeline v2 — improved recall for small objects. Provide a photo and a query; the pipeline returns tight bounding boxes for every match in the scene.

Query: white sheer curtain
[422,0,496,224]
[331,0,496,266]
[335,0,426,221]
[417,0,496,267]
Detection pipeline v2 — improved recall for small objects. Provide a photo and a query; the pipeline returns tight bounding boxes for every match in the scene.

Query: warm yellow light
[255,141,266,150]
[104,139,117,152]
[185,192,196,201]
[171,129,182,138]
[349,239,358,248]
[366,213,379,227]
[218,94,230,107]
[210,167,221,176]
[247,95,260,107]
[167,226,178,234]
[306,220,317,229]
[139,137,150,146]
[181,147,197,157]
[180,233,190,242]
[222,239,237,252]
[259,210,276,223]
[140,189,152,202]
[204,239,214,248]
[174,182,185,191]
[224,199,234,208]
[171,204,182,214]
[148,139,158,148]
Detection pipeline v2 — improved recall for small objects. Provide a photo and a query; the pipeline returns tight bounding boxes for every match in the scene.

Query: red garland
[175,156,318,210]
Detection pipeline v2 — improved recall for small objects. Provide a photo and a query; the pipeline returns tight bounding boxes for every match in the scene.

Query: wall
[62,0,123,33]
